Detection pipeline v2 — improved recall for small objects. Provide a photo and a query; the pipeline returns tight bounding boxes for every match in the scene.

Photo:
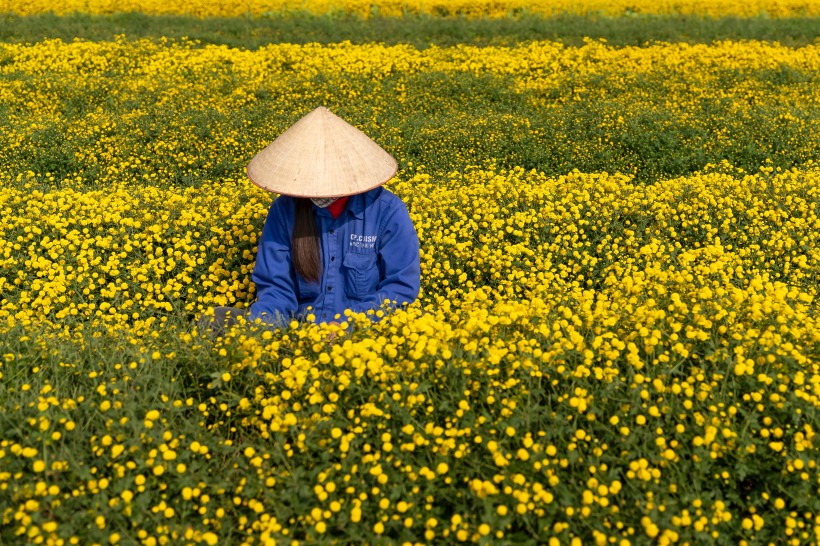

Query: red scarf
[327,196,349,219]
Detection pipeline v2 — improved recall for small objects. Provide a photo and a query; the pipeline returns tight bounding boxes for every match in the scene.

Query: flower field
[1,4,819,546]
[3,0,820,18]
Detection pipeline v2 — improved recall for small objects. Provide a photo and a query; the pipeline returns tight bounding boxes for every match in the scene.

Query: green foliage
[0,11,819,49]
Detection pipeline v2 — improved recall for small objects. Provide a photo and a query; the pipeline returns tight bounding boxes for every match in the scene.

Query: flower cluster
[2,165,819,545]
[1,38,817,186]
[1,0,818,18]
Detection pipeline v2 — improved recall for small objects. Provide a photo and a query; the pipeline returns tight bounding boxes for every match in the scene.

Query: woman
[201,107,420,334]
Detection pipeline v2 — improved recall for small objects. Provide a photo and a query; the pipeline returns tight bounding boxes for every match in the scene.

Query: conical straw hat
[246,106,398,198]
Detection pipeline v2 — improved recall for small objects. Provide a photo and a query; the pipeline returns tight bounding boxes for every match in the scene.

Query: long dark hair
[292,198,321,282]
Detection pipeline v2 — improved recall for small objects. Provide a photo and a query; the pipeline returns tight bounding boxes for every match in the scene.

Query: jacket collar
[315,187,381,220]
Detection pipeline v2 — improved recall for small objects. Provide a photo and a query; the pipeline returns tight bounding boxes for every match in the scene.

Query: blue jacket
[249,187,420,324]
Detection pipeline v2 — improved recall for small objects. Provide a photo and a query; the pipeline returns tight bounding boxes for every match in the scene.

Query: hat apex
[246,106,398,198]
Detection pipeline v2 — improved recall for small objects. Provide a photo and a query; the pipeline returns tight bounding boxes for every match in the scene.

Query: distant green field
[1,12,819,48]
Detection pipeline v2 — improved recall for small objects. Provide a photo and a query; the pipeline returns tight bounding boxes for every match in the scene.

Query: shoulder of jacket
[372,187,406,209]
[272,194,295,205]
[270,194,296,211]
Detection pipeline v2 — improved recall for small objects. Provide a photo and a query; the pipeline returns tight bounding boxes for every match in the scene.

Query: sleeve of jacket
[348,198,420,315]
[248,198,298,325]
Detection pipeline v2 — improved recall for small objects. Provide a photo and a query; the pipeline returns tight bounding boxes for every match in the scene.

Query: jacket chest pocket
[343,252,379,300]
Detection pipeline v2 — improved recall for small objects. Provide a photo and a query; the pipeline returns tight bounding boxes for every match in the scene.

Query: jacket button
[331,256,335,261]
[328,286,333,292]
